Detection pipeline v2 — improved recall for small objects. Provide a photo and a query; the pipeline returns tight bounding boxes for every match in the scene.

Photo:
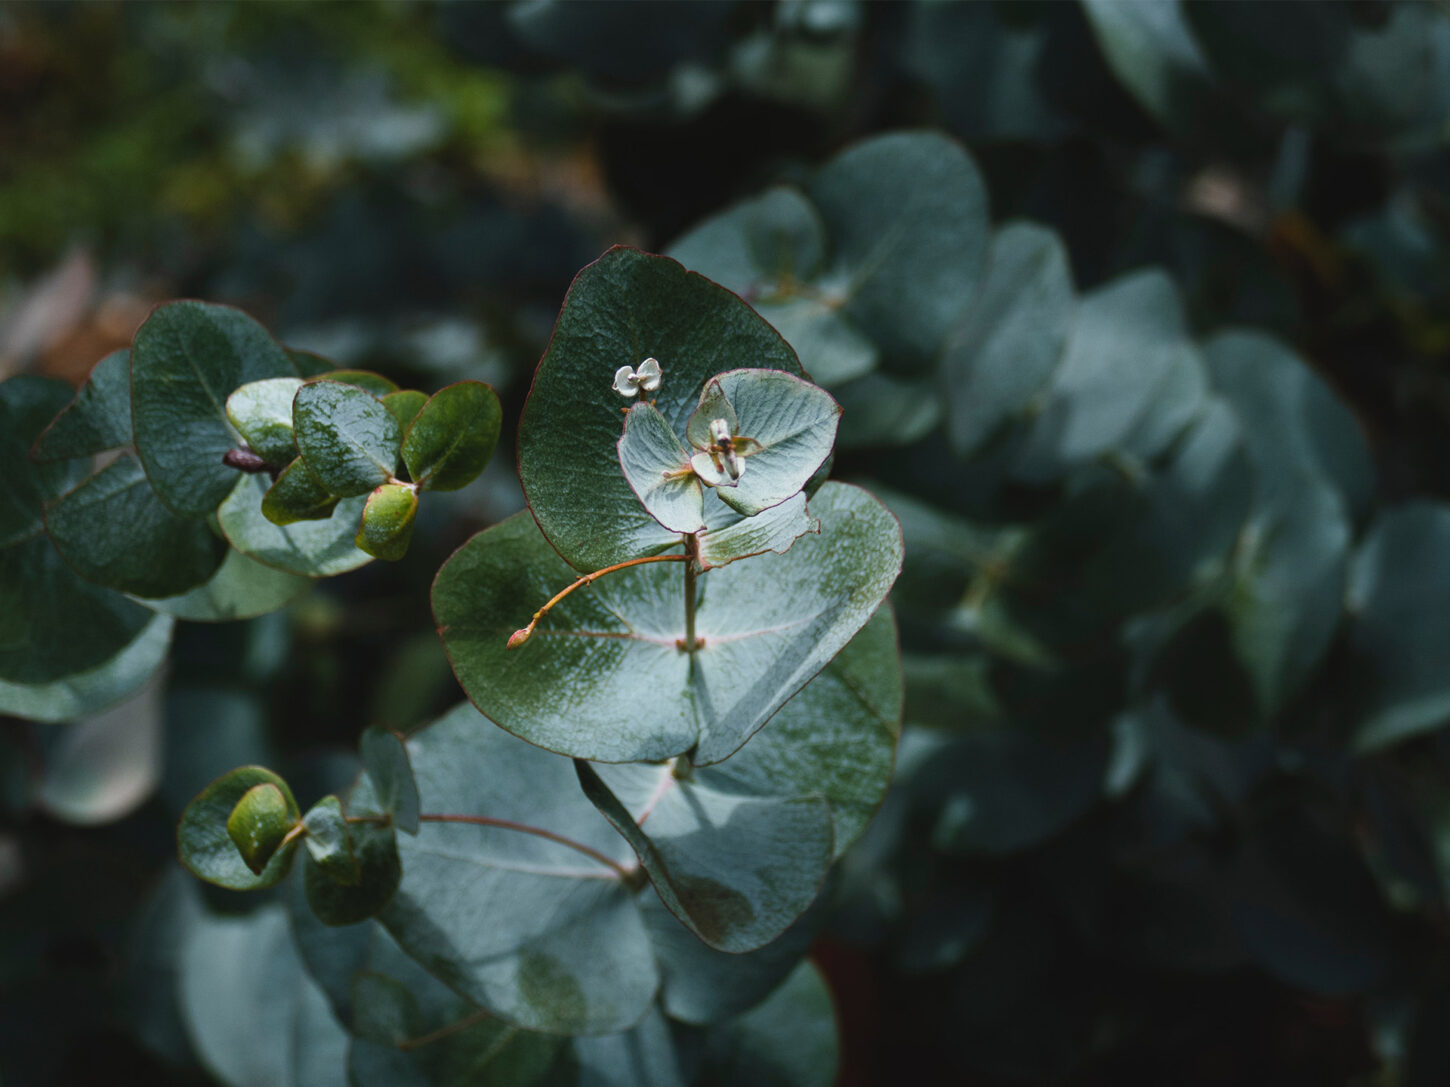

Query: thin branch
[508,554,689,648]
[417,813,633,879]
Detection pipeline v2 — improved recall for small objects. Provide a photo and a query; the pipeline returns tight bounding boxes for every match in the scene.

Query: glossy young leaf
[0,612,172,724]
[382,389,429,432]
[305,818,402,927]
[131,301,303,516]
[178,765,301,890]
[400,381,502,492]
[376,704,656,1035]
[0,377,154,683]
[318,369,400,397]
[517,246,802,573]
[359,727,421,835]
[293,380,402,497]
[433,482,902,764]
[139,547,311,622]
[44,453,226,599]
[220,475,372,578]
[808,131,989,372]
[303,795,361,886]
[696,492,818,570]
[356,483,418,562]
[29,349,133,461]
[228,782,297,875]
[942,221,1076,459]
[226,377,305,466]
[263,458,342,525]
[617,401,704,534]
[691,369,841,516]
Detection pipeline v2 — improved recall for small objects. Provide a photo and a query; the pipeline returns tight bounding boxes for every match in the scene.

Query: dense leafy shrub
[6,3,1450,1085]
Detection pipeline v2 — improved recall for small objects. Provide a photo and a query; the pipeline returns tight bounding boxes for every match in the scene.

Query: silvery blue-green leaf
[126,867,204,1068]
[433,482,902,765]
[696,369,841,517]
[685,381,740,454]
[697,962,837,1087]
[1205,328,1373,518]
[577,760,833,953]
[0,612,171,724]
[131,301,304,517]
[1014,269,1206,481]
[808,131,989,372]
[752,298,878,386]
[219,475,372,578]
[666,186,826,296]
[696,492,817,570]
[226,377,305,466]
[617,402,704,534]
[139,547,311,622]
[1347,503,1450,751]
[639,894,822,1026]
[942,221,1076,458]
[0,377,154,683]
[29,349,133,461]
[517,247,802,574]
[179,904,350,1087]
[378,704,657,1036]
[293,380,403,497]
[832,372,942,449]
[305,816,402,927]
[360,726,421,835]
[572,1005,689,1087]
[44,452,227,598]
[1082,0,1261,151]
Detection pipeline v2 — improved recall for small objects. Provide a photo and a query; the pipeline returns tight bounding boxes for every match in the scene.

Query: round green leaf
[293,380,402,497]
[29,349,133,462]
[356,483,418,562]
[0,612,172,724]
[697,961,838,1087]
[263,458,341,525]
[304,818,402,927]
[400,380,502,492]
[433,481,902,764]
[179,765,301,890]
[131,301,303,517]
[0,377,155,683]
[808,131,989,372]
[139,547,312,622]
[382,389,428,432]
[317,369,400,397]
[942,221,1076,459]
[219,475,372,578]
[377,703,657,1035]
[44,453,227,599]
[517,246,802,574]
[228,782,297,875]
[226,377,305,466]
[359,726,420,835]
[617,402,704,534]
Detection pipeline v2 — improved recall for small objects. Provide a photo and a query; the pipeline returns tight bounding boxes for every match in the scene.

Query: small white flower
[612,357,664,398]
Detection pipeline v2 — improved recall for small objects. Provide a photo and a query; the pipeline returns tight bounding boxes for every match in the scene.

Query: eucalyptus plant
[0,245,902,1084]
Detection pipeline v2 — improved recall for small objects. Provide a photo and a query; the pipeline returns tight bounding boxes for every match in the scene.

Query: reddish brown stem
[508,554,689,648]
[417,813,632,878]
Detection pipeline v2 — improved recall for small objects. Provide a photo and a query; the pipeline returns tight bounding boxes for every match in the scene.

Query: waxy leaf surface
[696,492,817,570]
[227,378,305,466]
[220,476,372,578]
[293,380,402,497]
[517,247,801,573]
[617,402,704,534]
[376,704,657,1035]
[30,349,133,461]
[263,458,341,525]
[178,765,301,890]
[131,301,302,516]
[400,380,501,492]
[356,484,418,562]
[434,482,902,764]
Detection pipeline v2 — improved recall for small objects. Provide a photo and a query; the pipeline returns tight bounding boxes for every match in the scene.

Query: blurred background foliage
[6,1,1450,1085]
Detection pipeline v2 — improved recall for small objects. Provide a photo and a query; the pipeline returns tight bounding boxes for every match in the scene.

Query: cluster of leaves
[0,247,908,1084]
[665,122,1450,1078]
